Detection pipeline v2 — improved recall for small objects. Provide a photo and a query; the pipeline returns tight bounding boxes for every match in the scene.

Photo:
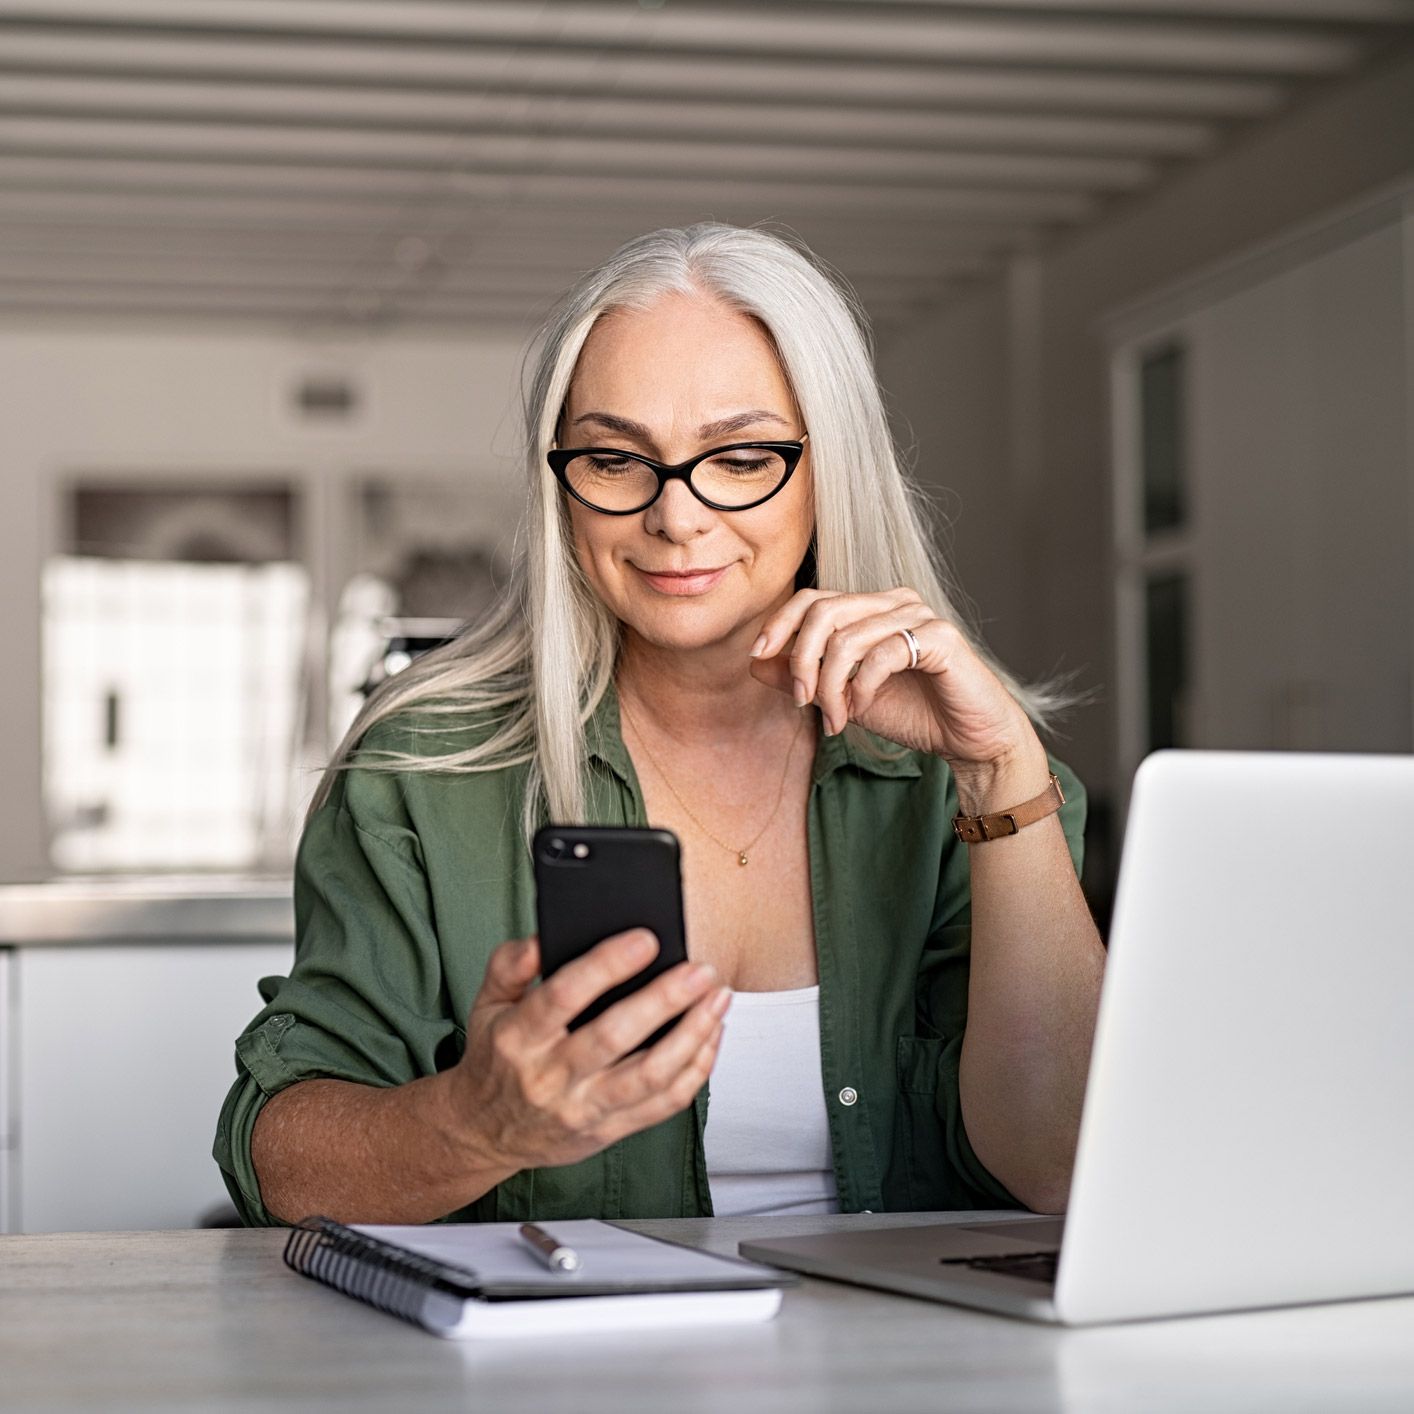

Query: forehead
[566,290,796,415]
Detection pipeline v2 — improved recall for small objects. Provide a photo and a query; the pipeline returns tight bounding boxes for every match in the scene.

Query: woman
[215,223,1106,1228]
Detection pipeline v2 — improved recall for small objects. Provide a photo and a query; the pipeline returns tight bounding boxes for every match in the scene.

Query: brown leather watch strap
[952,771,1065,844]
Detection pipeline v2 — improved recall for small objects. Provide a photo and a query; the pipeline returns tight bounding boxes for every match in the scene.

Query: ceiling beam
[0,210,1038,256]
[0,116,1158,190]
[0,1,1366,74]
[0,246,1000,283]
[0,32,1291,117]
[0,158,1102,220]
[0,75,1219,158]
[806,0,1414,19]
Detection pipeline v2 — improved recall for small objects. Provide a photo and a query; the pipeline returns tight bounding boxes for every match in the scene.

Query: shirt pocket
[895,1034,950,1211]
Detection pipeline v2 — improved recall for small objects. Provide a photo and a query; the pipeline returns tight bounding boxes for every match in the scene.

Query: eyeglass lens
[564,447,789,511]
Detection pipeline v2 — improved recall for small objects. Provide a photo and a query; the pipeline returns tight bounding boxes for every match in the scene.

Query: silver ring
[898,627,920,671]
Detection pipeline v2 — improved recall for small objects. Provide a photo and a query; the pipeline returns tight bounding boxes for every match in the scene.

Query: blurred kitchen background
[1,0,1412,1233]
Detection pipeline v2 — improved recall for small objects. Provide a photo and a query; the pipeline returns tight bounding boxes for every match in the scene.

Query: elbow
[1017,1170,1071,1216]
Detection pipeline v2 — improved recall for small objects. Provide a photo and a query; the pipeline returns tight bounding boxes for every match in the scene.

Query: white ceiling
[2,0,1412,333]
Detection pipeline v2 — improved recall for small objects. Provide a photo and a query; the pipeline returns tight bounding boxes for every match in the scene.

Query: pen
[518,1222,582,1274]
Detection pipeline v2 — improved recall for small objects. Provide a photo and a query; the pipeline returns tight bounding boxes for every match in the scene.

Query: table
[4,1213,1414,1412]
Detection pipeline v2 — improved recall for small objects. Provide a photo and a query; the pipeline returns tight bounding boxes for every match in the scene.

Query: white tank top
[704,985,842,1217]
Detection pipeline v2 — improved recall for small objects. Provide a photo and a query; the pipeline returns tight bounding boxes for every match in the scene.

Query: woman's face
[559,288,814,656]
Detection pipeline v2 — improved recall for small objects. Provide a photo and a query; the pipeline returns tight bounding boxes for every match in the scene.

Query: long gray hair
[312,222,1071,847]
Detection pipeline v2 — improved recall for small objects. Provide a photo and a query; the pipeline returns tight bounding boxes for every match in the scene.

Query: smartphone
[532,824,690,1048]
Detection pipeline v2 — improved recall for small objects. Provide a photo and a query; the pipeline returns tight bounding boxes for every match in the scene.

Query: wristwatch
[952,772,1065,844]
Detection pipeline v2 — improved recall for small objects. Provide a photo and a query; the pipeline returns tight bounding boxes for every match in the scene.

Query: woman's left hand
[748,587,1046,792]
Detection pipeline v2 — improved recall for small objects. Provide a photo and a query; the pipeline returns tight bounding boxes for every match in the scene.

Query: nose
[641,476,716,542]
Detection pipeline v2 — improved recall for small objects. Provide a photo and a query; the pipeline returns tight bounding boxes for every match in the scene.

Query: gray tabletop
[4,1213,1414,1413]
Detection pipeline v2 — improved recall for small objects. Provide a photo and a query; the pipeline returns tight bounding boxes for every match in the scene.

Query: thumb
[476,935,541,1009]
[748,652,794,695]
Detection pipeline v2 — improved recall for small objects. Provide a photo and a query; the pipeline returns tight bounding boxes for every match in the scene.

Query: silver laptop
[741,750,1414,1325]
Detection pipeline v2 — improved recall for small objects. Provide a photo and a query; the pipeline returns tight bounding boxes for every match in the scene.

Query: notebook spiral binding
[284,1217,473,1331]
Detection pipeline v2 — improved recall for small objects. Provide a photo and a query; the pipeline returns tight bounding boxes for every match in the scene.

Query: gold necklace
[619,692,808,867]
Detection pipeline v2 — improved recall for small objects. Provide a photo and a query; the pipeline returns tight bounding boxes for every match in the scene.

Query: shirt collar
[586,679,922,787]
[585,679,634,785]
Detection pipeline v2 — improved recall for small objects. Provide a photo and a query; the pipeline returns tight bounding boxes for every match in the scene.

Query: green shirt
[214,684,1086,1226]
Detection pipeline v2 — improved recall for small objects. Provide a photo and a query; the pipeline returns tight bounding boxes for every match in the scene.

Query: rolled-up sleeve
[213,768,459,1226]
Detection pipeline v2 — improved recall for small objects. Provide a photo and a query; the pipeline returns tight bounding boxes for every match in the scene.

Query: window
[43,486,307,873]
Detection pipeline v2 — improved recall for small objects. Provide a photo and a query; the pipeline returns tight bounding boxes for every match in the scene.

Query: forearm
[954,750,1107,1213]
[250,1073,517,1225]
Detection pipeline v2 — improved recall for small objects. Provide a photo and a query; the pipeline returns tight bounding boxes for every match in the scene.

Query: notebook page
[350,1219,781,1291]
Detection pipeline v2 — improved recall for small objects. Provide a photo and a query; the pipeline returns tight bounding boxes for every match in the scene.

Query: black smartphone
[532,824,690,1048]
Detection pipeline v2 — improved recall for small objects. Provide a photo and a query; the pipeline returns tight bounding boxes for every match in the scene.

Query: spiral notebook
[284,1217,795,1339]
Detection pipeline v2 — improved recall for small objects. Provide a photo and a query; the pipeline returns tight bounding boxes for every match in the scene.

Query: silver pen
[518,1222,582,1273]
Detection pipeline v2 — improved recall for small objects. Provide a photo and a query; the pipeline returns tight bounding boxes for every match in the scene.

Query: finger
[790,588,920,708]
[475,936,542,1009]
[557,959,720,1075]
[515,927,659,1040]
[598,1020,726,1141]
[748,589,835,664]
[815,603,934,735]
[592,985,732,1112]
[850,615,958,718]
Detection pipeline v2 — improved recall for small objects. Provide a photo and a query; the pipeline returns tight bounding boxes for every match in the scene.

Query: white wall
[877,44,1414,811]
[0,326,527,881]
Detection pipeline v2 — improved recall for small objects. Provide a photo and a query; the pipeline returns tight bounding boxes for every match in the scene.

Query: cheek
[760,485,814,561]
[569,509,625,589]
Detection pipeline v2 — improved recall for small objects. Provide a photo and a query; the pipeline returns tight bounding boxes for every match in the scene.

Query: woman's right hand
[447,930,730,1173]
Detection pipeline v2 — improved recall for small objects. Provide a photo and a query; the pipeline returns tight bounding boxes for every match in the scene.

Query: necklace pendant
[738,852,749,867]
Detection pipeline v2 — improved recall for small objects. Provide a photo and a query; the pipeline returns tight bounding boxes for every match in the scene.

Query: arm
[215,738,726,1226]
[952,745,1105,1213]
[249,931,728,1226]
[251,1074,513,1226]
[751,586,1106,1213]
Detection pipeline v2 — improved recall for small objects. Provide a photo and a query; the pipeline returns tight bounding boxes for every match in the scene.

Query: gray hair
[312,222,1073,847]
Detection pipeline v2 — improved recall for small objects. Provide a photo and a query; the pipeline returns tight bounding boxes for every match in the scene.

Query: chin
[621,601,742,653]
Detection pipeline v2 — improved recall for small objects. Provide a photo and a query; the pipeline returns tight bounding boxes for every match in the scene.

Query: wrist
[950,740,1051,817]
[426,1068,520,1186]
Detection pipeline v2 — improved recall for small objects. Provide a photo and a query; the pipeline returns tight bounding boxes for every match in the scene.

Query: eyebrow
[570,409,791,447]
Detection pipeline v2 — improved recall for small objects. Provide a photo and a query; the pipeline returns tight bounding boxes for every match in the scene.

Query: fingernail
[792,678,808,706]
[711,986,732,1016]
[749,633,767,658]
[690,962,717,986]
[629,929,658,955]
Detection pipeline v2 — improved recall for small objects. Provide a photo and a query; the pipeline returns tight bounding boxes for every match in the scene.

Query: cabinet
[1,940,290,1233]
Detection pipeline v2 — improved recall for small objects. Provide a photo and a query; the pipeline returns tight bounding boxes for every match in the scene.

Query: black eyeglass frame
[547,432,809,515]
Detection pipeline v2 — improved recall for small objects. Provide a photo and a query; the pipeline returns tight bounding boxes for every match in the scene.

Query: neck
[616,624,800,749]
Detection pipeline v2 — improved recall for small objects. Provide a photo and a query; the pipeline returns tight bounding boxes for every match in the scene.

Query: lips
[634,564,730,596]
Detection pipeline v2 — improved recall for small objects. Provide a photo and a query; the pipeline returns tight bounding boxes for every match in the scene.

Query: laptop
[741,750,1414,1325]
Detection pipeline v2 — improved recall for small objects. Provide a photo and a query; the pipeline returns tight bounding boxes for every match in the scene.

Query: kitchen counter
[0,875,293,945]
[0,876,296,1231]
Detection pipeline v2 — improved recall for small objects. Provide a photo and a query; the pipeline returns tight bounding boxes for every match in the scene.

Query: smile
[634,565,730,596]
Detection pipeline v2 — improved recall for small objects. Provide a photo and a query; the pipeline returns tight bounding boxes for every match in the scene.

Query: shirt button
[838,1086,858,1107]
